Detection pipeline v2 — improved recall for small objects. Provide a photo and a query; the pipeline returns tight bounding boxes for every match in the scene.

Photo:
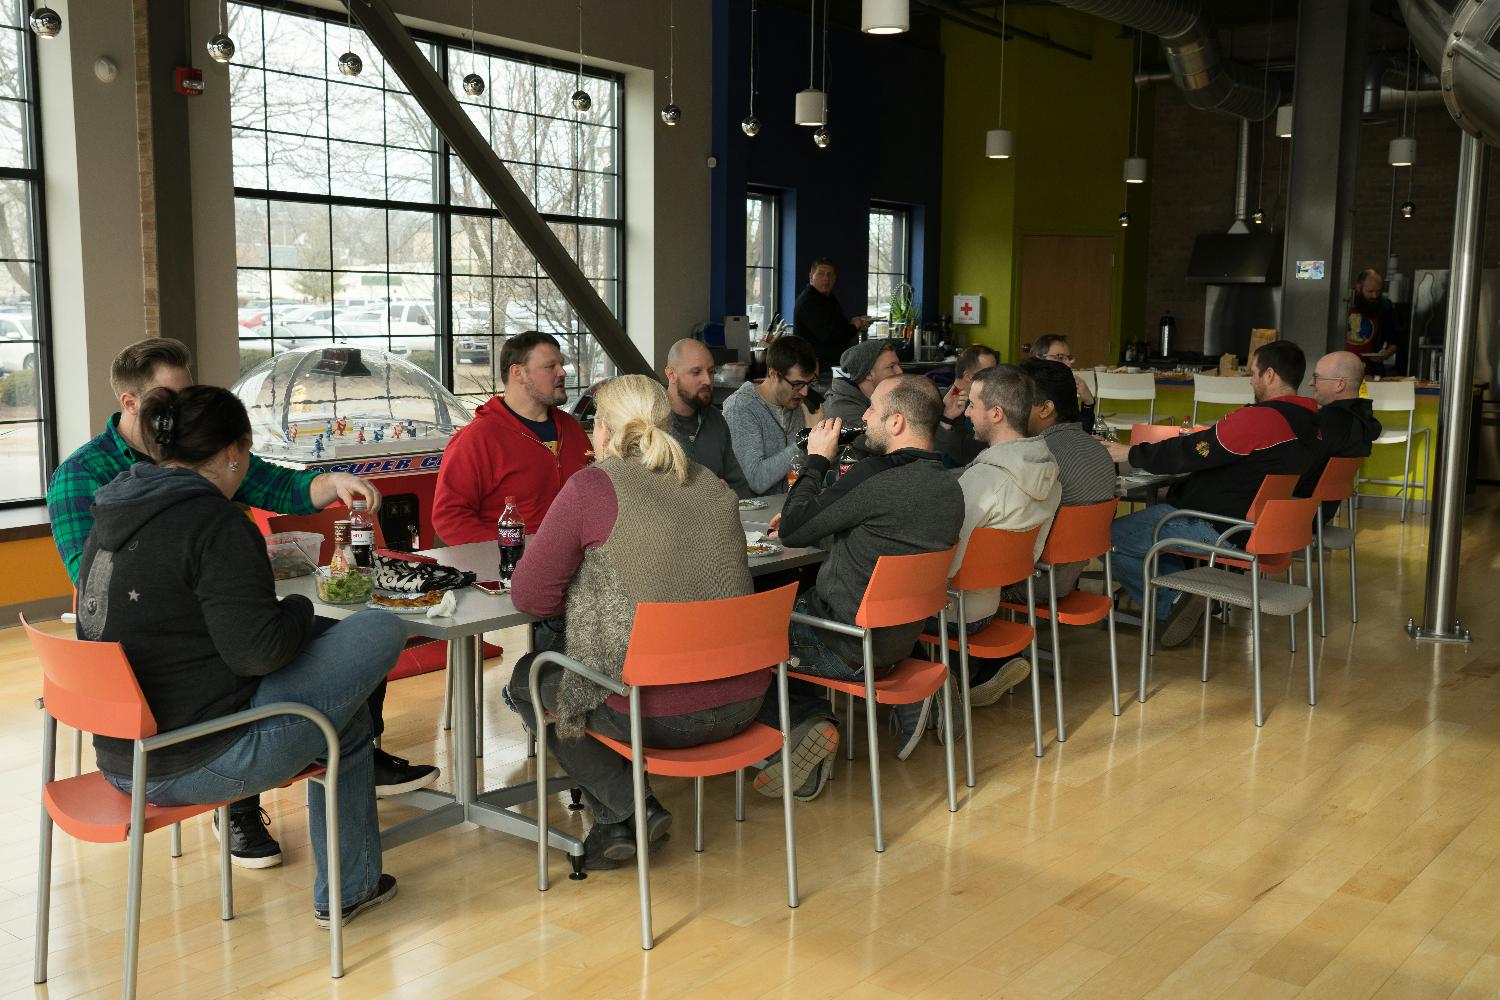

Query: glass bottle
[348,499,375,568]
[497,495,526,588]
[329,521,356,574]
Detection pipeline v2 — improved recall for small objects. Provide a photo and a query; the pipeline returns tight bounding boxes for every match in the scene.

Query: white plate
[738,498,768,510]
[747,542,783,559]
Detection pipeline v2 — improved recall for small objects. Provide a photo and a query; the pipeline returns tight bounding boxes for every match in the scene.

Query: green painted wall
[939,9,1151,361]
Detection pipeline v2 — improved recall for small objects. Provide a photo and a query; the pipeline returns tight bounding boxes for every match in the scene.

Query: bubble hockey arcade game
[233,345,473,550]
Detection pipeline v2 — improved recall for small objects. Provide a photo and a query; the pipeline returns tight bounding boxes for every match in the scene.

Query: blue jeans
[754,594,864,732]
[104,610,407,912]
[1111,504,1238,620]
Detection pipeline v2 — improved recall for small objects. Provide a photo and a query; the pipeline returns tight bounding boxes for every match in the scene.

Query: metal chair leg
[629,695,653,950]
[1316,518,1328,637]
[1349,500,1359,622]
[218,806,233,920]
[1251,575,1264,727]
[862,636,885,853]
[845,692,856,760]
[171,821,182,858]
[34,713,57,986]
[1048,568,1066,743]
[941,677,957,813]
[1138,575,1153,704]
[1104,554,1121,717]
[122,767,148,1000]
[1201,595,1213,683]
[955,592,975,788]
[735,769,746,822]
[441,643,454,732]
[1400,422,1414,522]
[693,777,705,852]
[1286,568,1297,653]
[71,728,81,777]
[1024,576,1043,757]
[1305,546,1318,706]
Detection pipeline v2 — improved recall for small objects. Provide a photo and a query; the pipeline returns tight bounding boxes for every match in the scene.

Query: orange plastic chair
[529,583,800,951]
[1309,456,1363,635]
[921,526,1044,777]
[1139,497,1319,727]
[787,548,959,853]
[23,615,347,999]
[997,500,1123,742]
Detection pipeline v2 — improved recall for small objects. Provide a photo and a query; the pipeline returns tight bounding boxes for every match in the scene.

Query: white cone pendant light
[861,0,908,35]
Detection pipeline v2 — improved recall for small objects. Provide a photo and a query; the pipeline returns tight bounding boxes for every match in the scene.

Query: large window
[229,2,621,402]
[745,190,779,334]
[0,0,51,504]
[867,205,910,319]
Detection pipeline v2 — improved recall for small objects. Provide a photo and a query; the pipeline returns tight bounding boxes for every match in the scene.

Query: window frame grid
[867,204,911,322]
[745,188,779,334]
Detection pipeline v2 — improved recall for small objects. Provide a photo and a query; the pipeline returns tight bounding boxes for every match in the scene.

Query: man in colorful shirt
[1345,268,1402,375]
[47,337,437,868]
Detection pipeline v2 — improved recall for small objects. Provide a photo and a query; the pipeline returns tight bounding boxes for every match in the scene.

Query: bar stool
[1095,372,1157,432]
[1190,373,1255,425]
[1355,380,1430,522]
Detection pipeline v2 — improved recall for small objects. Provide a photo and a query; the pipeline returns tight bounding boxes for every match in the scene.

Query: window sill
[0,503,51,543]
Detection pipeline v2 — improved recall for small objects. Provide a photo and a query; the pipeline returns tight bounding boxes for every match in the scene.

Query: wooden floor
[5,493,1500,999]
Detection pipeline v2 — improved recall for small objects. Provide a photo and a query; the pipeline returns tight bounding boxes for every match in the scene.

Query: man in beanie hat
[823,340,903,457]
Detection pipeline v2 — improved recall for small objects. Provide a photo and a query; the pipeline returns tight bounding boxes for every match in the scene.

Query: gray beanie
[840,339,894,382]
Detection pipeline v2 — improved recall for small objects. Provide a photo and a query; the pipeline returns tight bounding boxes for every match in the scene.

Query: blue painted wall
[710,0,945,328]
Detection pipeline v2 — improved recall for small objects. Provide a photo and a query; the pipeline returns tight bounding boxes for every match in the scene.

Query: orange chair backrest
[855,547,958,629]
[620,583,797,687]
[1038,499,1118,565]
[1246,473,1299,521]
[1129,423,1181,446]
[1245,498,1318,557]
[268,509,386,565]
[949,527,1040,593]
[1312,456,1362,504]
[21,615,157,740]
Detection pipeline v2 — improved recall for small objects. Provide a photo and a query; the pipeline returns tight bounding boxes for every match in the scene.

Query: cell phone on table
[474,580,507,594]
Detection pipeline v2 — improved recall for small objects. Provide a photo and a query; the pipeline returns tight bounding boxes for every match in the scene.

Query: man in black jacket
[792,258,871,380]
[1299,351,1382,517]
[1105,341,1321,646]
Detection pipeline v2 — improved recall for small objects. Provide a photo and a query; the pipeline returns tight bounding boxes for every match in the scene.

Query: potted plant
[887,282,919,339]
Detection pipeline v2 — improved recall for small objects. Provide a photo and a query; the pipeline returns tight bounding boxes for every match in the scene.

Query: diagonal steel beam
[344,0,651,377]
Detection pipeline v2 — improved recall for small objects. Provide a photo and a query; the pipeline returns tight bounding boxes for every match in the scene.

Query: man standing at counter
[1345,268,1402,375]
[46,336,437,869]
[663,338,753,498]
[793,258,871,382]
[432,331,593,544]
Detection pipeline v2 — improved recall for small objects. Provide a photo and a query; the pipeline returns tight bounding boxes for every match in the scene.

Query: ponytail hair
[592,374,690,483]
[138,385,252,466]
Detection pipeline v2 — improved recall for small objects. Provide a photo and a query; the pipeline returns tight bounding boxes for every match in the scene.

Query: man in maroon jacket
[433,331,593,545]
[1105,341,1321,647]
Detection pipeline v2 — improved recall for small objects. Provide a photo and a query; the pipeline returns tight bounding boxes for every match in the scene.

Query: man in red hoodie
[434,332,594,544]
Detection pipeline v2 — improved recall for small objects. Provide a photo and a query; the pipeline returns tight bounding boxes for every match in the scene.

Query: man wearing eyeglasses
[723,334,819,495]
[1298,351,1382,518]
[1029,334,1096,429]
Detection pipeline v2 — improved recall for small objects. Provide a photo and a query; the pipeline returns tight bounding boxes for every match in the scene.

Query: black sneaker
[645,795,672,844]
[582,820,637,870]
[315,872,398,929]
[1159,594,1206,649]
[890,698,932,760]
[212,807,282,869]
[373,748,440,797]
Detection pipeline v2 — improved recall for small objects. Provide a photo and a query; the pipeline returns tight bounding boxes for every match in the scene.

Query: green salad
[317,567,373,604]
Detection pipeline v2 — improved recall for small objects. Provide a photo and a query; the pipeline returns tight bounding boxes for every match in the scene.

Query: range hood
[1185,232,1284,284]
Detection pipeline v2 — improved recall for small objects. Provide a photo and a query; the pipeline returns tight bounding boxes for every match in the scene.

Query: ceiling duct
[1398,0,1500,143]
[1049,0,1280,120]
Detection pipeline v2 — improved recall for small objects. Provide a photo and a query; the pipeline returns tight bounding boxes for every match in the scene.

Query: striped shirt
[1039,422,1116,507]
[47,415,320,585]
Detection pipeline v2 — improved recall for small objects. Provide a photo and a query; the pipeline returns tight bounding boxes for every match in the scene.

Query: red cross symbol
[960,301,974,317]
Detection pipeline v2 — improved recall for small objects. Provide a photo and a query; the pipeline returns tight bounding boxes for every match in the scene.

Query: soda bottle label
[350,528,374,547]
[497,524,523,547]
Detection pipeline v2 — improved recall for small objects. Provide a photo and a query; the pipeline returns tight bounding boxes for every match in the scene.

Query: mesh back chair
[23,616,347,999]
[1355,380,1431,521]
[1190,373,1256,425]
[788,547,960,853]
[922,526,1045,777]
[529,584,800,951]
[997,500,1123,742]
[1095,372,1157,431]
[1138,497,1319,727]
[1309,456,1363,635]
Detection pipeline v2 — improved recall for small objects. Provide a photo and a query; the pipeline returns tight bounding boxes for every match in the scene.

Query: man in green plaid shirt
[47,338,439,866]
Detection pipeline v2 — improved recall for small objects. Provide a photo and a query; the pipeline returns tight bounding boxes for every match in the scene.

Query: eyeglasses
[1309,373,1345,384]
[782,377,815,391]
[1043,353,1075,364]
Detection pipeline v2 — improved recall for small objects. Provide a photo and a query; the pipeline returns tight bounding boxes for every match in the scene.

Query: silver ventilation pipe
[1399,0,1500,141]
[1230,117,1251,232]
[1050,0,1279,119]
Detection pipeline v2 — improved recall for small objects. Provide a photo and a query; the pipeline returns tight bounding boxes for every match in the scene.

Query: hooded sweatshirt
[76,464,315,782]
[432,394,593,543]
[1298,396,1382,517]
[722,380,803,496]
[951,437,1062,623]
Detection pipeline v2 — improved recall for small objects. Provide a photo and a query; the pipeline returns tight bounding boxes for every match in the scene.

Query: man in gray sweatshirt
[722,335,818,495]
[663,338,753,497]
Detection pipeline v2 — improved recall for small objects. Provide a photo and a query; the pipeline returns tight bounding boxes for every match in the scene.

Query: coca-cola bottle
[348,499,375,568]
[837,443,857,478]
[497,495,526,588]
[795,419,866,450]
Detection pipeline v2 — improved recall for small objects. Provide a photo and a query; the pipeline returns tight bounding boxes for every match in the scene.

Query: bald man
[664,338,753,498]
[1298,350,1382,517]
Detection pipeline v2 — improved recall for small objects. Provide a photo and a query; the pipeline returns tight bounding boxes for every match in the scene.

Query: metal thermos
[1157,310,1177,358]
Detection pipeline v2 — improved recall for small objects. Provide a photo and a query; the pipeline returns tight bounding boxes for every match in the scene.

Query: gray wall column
[1278,0,1370,356]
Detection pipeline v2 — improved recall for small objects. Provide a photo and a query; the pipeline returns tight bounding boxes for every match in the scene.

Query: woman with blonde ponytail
[506,375,760,870]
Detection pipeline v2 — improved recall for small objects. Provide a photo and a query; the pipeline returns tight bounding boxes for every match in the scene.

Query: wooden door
[1017,235,1116,368]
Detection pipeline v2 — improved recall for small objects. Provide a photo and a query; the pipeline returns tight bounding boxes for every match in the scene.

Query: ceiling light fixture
[861,0,908,35]
[660,0,681,124]
[462,0,484,96]
[794,0,826,126]
[572,0,592,112]
[206,0,235,63]
[1276,104,1293,139]
[985,0,1011,158]
[338,1,362,77]
[743,0,762,136]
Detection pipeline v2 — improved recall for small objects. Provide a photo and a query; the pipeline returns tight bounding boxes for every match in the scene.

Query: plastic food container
[315,566,374,604]
[266,531,323,580]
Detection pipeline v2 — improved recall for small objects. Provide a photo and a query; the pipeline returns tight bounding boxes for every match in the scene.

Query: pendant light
[984,0,1011,158]
[1121,31,1146,184]
[660,0,681,124]
[861,0,908,35]
[1250,0,1270,223]
[338,2,363,77]
[206,0,235,63]
[742,0,762,136]
[1388,42,1416,167]
[29,4,62,38]
[1275,104,1293,139]
[571,1,592,112]
[794,0,826,126]
[812,0,830,147]
[462,0,485,96]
